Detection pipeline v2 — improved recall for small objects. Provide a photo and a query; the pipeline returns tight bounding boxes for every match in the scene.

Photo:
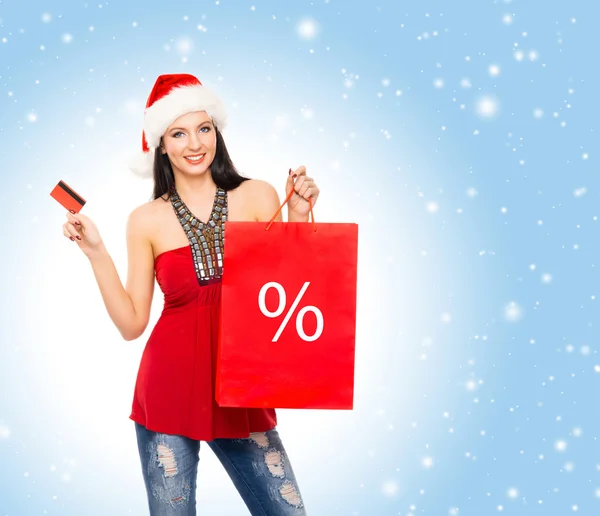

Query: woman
[62,74,319,515]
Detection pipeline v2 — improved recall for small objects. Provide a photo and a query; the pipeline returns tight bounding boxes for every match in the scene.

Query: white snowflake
[0,423,9,439]
[555,439,567,452]
[381,481,399,496]
[176,37,193,54]
[427,201,439,213]
[504,302,522,322]
[297,18,318,39]
[476,96,499,118]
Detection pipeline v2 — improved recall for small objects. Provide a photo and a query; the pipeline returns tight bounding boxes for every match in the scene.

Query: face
[161,111,216,176]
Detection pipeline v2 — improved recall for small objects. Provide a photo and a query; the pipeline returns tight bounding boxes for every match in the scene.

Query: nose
[188,131,202,151]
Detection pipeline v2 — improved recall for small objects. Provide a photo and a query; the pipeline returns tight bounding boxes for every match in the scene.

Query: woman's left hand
[285,166,320,221]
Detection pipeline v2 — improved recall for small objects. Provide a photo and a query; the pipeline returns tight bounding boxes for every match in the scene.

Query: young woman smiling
[61,73,320,516]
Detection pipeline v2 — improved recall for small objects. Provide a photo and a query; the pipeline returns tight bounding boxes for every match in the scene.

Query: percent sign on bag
[258,281,324,342]
[218,221,358,409]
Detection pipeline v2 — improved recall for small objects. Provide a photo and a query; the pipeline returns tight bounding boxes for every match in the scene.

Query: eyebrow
[169,121,212,132]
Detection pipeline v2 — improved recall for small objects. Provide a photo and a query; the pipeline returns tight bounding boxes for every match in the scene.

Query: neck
[172,170,217,202]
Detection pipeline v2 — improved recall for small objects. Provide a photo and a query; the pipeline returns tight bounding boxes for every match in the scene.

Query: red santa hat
[129,73,227,178]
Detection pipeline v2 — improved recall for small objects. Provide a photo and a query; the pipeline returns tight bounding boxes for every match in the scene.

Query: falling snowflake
[504,302,522,322]
[297,18,318,39]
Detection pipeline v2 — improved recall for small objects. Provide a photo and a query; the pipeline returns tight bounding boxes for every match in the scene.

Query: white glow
[555,440,567,452]
[297,19,318,39]
[382,481,400,496]
[176,37,194,54]
[504,301,522,322]
[0,423,9,439]
[427,201,439,213]
[476,96,499,118]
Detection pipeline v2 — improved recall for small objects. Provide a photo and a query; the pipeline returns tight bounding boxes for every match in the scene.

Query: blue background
[1,0,599,514]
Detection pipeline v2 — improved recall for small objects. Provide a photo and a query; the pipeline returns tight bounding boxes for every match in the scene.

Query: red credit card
[50,180,86,213]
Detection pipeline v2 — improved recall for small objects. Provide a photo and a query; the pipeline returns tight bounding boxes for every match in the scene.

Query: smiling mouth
[184,154,206,164]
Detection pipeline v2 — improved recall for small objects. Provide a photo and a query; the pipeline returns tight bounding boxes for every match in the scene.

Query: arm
[243,171,319,222]
[86,205,155,341]
[247,180,284,222]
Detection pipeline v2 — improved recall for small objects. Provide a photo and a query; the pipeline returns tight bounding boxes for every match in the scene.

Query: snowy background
[1,0,599,514]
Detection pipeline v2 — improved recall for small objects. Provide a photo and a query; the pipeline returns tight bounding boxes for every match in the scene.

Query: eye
[173,131,184,138]
[200,126,210,133]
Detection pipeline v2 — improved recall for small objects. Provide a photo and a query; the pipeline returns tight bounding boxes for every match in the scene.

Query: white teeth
[186,155,204,161]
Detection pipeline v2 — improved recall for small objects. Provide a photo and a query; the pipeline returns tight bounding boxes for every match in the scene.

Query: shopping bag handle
[265,181,316,232]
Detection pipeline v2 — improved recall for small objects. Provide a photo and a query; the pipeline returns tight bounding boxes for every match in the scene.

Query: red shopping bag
[216,191,358,410]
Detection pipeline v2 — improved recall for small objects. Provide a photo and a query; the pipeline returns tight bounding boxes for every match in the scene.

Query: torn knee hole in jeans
[157,443,178,478]
[280,480,303,508]
[249,432,269,448]
[264,450,285,478]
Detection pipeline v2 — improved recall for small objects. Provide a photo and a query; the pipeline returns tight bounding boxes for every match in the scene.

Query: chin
[177,163,210,175]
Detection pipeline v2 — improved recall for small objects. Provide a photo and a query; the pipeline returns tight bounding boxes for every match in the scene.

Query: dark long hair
[151,128,250,201]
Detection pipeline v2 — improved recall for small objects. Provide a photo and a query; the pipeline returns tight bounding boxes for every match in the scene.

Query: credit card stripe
[58,181,86,206]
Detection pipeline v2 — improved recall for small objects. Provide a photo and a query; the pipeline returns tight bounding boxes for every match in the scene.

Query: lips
[184,154,206,165]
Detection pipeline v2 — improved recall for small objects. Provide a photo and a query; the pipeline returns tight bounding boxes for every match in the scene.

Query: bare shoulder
[236,178,278,197]
[234,179,281,221]
[126,199,162,239]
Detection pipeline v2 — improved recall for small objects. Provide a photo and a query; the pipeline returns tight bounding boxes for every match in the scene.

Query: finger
[293,176,306,192]
[63,222,82,240]
[62,227,76,241]
[293,165,307,177]
[66,211,81,224]
[66,212,87,230]
[297,180,315,198]
[297,184,309,198]
[305,184,319,204]
[286,169,296,193]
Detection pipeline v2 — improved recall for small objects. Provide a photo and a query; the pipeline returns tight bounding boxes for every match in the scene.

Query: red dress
[129,196,278,440]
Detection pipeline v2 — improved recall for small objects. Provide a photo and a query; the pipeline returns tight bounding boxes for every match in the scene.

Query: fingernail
[76,236,82,240]
[69,209,75,214]
[293,174,297,178]
[70,237,75,241]
[288,168,292,175]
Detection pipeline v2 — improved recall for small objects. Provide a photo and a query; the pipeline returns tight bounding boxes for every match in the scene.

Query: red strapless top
[129,245,277,441]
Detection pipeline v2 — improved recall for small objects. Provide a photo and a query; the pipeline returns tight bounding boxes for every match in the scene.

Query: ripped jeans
[134,422,307,515]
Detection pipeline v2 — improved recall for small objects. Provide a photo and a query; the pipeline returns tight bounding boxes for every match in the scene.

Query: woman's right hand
[63,211,105,258]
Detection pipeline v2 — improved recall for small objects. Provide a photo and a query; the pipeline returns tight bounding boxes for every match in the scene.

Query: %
[258,282,324,342]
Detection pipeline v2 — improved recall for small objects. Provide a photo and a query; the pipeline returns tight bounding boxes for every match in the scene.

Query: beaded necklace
[169,184,228,283]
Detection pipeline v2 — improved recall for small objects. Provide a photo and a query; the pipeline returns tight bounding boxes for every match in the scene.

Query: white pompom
[128,148,155,178]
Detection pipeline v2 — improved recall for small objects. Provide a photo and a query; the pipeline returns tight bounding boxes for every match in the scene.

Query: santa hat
[129,73,227,178]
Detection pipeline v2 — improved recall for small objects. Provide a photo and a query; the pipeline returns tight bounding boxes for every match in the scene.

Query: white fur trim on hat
[143,84,227,149]
[128,147,155,178]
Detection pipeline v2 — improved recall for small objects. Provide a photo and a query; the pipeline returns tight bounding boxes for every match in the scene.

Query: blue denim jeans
[134,422,307,515]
